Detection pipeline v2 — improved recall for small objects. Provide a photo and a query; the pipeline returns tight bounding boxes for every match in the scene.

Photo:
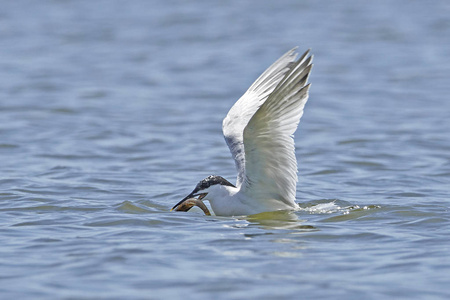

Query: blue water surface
[1,1,449,299]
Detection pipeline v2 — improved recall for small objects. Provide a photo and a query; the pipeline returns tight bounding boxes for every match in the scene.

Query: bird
[172,47,313,216]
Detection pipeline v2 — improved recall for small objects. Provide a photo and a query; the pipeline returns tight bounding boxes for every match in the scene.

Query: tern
[172,47,313,216]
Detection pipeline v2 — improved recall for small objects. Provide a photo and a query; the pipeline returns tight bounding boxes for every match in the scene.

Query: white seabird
[172,47,313,216]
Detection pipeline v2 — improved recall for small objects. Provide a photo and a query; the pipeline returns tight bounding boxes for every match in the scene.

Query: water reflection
[244,210,316,231]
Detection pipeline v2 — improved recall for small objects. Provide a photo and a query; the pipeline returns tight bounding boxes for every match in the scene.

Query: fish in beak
[171,193,210,215]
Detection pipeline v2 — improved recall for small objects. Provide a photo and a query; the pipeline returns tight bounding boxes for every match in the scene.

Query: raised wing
[223,48,307,187]
[240,51,313,207]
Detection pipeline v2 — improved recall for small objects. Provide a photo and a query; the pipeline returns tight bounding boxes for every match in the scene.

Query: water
[1,0,449,299]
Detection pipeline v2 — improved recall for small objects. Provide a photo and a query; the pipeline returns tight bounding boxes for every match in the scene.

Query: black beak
[171,192,208,211]
[171,194,194,211]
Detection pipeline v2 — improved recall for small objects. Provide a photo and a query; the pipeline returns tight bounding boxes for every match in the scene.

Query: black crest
[193,175,235,192]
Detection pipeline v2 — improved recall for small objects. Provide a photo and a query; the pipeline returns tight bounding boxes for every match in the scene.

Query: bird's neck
[206,185,240,215]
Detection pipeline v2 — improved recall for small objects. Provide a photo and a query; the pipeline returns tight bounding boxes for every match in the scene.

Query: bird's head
[171,175,235,214]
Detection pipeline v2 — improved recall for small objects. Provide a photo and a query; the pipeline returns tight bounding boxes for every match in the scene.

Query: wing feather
[223,48,303,187]
[240,51,313,207]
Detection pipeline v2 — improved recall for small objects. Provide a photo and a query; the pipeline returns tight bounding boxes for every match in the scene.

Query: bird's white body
[204,185,297,216]
[174,48,313,216]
